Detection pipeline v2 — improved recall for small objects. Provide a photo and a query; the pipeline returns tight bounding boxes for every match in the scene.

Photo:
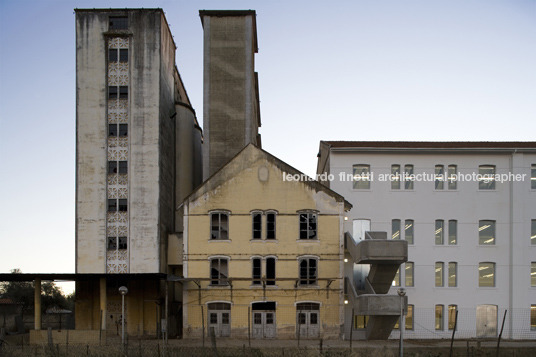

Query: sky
[1,0,535,293]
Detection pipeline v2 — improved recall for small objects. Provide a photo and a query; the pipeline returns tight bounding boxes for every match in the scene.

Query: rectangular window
[435,165,444,190]
[119,49,128,62]
[108,86,118,99]
[108,161,118,174]
[391,165,401,190]
[531,262,536,287]
[404,164,414,190]
[118,237,127,250]
[266,257,276,286]
[354,315,369,329]
[108,123,117,137]
[118,161,128,174]
[435,305,444,330]
[392,268,400,287]
[405,262,414,287]
[210,258,228,285]
[252,213,262,239]
[479,220,495,245]
[119,124,128,136]
[266,213,276,239]
[118,199,127,211]
[392,219,401,239]
[107,237,117,250]
[252,258,261,285]
[448,220,457,245]
[299,212,317,240]
[299,258,317,285]
[435,220,444,245]
[109,16,128,30]
[479,262,495,287]
[211,213,229,240]
[532,219,536,245]
[531,164,536,189]
[531,305,536,331]
[109,48,118,62]
[107,199,117,212]
[448,262,457,287]
[448,165,457,190]
[405,219,414,244]
[119,86,128,99]
[435,262,444,287]
[353,164,371,189]
[479,165,496,190]
[448,305,457,330]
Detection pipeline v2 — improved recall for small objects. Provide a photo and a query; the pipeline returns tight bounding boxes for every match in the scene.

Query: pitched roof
[184,144,352,210]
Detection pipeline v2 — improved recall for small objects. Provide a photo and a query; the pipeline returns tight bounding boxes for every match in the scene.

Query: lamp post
[119,286,128,346]
[397,288,406,357]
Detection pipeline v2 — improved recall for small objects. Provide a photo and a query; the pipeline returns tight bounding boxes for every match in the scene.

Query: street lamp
[119,286,128,346]
[397,288,406,357]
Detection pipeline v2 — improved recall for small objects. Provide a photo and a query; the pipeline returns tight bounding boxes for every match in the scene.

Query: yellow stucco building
[181,144,351,339]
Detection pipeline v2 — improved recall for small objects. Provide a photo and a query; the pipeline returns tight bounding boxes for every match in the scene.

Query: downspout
[508,149,516,338]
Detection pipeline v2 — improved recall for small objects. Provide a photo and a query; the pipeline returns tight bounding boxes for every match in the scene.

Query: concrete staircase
[345,231,408,340]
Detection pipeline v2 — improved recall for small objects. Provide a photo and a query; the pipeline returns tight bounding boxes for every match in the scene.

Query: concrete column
[99,277,106,331]
[34,278,41,330]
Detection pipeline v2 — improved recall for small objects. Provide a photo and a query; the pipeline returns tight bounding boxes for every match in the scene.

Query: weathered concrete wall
[201,12,260,180]
[75,12,109,273]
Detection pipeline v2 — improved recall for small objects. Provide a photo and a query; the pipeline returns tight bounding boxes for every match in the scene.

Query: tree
[0,269,74,315]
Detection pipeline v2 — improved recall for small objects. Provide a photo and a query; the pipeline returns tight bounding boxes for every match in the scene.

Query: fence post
[201,305,205,348]
[210,327,218,357]
[449,309,458,357]
[496,309,507,357]
[297,312,301,347]
[248,306,251,348]
[349,308,354,350]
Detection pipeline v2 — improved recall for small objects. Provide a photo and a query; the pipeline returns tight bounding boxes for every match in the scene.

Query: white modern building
[317,141,536,339]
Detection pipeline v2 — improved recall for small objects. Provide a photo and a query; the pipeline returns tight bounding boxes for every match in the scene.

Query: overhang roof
[323,141,536,149]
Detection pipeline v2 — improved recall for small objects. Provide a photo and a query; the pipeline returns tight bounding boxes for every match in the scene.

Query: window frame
[298,257,318,286]
[210,257,229,286]
[210,211,230,240]
[251,257,262,285]
[448,305,457,330]
[448,165,457,190]
[531,219,536,245]
[299,211,318,240]
[435,304,444,330]
[251,212,262,240]
[478,165,496,190]
[392,267,400,287]
[109,16,128,30]
[404,164,414,190]
[352,164,371,190]
[391,164,401,190]
[531,262,536,287]
[435,165,445,190]
[392,219,401,240]
[479,220,496,245]
[405,219,414,244]
[435,262,444,287]
[405,262,414,287]
[435,220,444,245]
[531,305,536,331]
[479,262,496,287]
[448,220,457,245]
[266,211,277,240]
[448,262,457,287]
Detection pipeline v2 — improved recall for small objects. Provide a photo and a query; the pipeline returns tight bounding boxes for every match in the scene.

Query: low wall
[29,329,102,345]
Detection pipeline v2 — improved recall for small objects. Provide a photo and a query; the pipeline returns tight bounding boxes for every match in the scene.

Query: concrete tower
[200,10,261,180]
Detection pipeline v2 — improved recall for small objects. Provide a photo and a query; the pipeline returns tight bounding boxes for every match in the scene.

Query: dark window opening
[107,199,117,212]
[299,258,317,285]
[109,17,128,30]
[118,237,127,250]
[119,49,128,62]
[109,48,118,62]
[118,199,127,212]
[252,258,261,285]
[119,124,128,137]
[119,86,128,99]
[108,124,118,137]
[267,213,276,239]
[118,161,128,174]
[210,258,228,285]
[107,237,117,250]
[252,302,276,311]
[211,213,229,240]
[108,86,118,99]
[266,257,276,286]
[108,161,118,174]
[252,213,262,239]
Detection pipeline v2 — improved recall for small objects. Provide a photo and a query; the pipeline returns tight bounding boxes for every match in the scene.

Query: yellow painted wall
[183,146,345,339]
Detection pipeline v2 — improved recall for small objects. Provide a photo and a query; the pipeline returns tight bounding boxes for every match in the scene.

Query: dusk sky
[1,0,535,293]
